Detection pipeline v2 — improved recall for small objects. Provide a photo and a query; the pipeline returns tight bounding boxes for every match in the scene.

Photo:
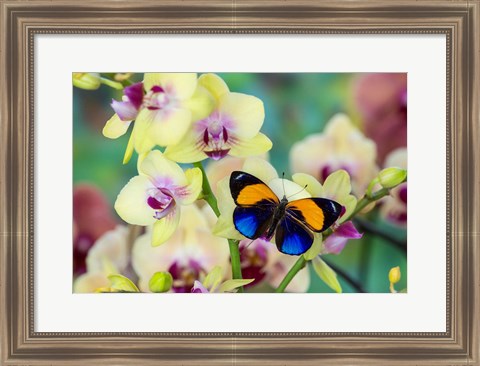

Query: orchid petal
[186,85,215,122]
[337,221,363,239]
[122,130,135,164]
[107,274,140,292]
[323,236,348,255]
[212,177,245,240]
[103,113,132,139]
[131,231,173,291]
[73,272,109,293]
[198,73,230,101]
[242,157,278,184]
[132,109,156,153]
[338,195,357,223]
[312,257,342,293]
[144,73,197,100]
[174,167,202,205]
[152,208,180,246]
[212,215,244,240]
[219,92,265,138]
[323,170,353,200]
[218,279,255,293]
[324,221,362,254]
[139,150,187,186]
[292,173,324,197]
[86,226,129,274]
[149,107,192,147]
[203,266,223,292]
[111,100,138,121]
[115,175,156,225]
[164,130,207,163]
[303,234,323,260]
[268,178,310,201]
[192,281,209,293]
[229,133,273,157]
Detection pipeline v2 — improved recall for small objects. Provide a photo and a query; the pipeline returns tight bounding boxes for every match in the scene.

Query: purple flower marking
[110,82,144,121]
[324,221,363,255]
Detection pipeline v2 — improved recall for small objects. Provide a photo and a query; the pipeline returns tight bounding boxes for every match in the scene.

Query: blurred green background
[73,73,407,293]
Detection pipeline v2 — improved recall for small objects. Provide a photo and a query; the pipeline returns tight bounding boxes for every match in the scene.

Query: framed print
[1,0,479,364]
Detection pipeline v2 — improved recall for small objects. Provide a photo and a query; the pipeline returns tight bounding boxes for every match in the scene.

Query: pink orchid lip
[398,185,407,204]
[239,239,269,287]
[145,85,169,111]
[320,164,355,183]
[124,82,144,109]
[191,281,209,293]
[205,149,230,160]
[110,82,144,121]
[147,188,176,220]
[169,260,205,293]
[111,99,138,121]
[202,126,231,160]
[324,221,363,255]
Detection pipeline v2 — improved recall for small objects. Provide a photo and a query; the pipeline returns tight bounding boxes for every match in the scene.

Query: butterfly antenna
[286,184,309,200]
[282,172,286,198]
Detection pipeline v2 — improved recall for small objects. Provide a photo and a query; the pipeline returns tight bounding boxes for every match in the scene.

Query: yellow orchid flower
[165,73,272,163]
[114,150,202,247]
[103,73,214,163]
[290,113,378,196]
[131,205,230,292]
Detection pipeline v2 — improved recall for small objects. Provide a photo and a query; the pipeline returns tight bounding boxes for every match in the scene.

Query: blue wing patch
[275,217,313,255]
[233,206,274,239]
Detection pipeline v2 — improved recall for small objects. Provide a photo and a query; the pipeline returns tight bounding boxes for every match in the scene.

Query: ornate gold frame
[1,1,479,364]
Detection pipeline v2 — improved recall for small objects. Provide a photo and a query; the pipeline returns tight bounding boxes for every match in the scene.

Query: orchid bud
[378,167,407,189]
[389,266,401,293]
[389,266,401,284]
[72,73,101,90]
[149,272,173,293]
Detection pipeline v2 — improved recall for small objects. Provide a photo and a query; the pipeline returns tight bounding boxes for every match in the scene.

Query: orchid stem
[274,177,407,293]
[193,161,244,292]
[275,256,306,293]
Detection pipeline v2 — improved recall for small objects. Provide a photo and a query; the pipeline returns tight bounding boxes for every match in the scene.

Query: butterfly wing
[230,171,280,239]
[230,171,280,207]
[233,205,275,239]
[275,215,314,255]
[286,198,342,233]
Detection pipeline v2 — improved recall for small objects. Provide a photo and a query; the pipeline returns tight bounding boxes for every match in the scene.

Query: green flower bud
[378,167,407,189]
[149,272,173,293]
[73,72,101,90]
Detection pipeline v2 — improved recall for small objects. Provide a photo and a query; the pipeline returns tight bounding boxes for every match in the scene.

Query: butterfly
[230,171,343,256]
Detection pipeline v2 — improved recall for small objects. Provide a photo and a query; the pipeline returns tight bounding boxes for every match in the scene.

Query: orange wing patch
[236,183,279,206]
[286,199,325,231]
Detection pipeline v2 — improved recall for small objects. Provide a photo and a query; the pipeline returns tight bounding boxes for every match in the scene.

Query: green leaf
[107,274,140,293]
[312,257,342,293]
[218,279,255,293]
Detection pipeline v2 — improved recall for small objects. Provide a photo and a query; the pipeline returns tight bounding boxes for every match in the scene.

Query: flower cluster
[73,72,408,294]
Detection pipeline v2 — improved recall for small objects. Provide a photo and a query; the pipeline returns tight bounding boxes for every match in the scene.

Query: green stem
[275,256,306,293]
[274,177,407,293]
[193,162,244,292]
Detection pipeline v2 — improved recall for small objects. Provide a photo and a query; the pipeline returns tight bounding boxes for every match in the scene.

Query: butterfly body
[230,171,342,255]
